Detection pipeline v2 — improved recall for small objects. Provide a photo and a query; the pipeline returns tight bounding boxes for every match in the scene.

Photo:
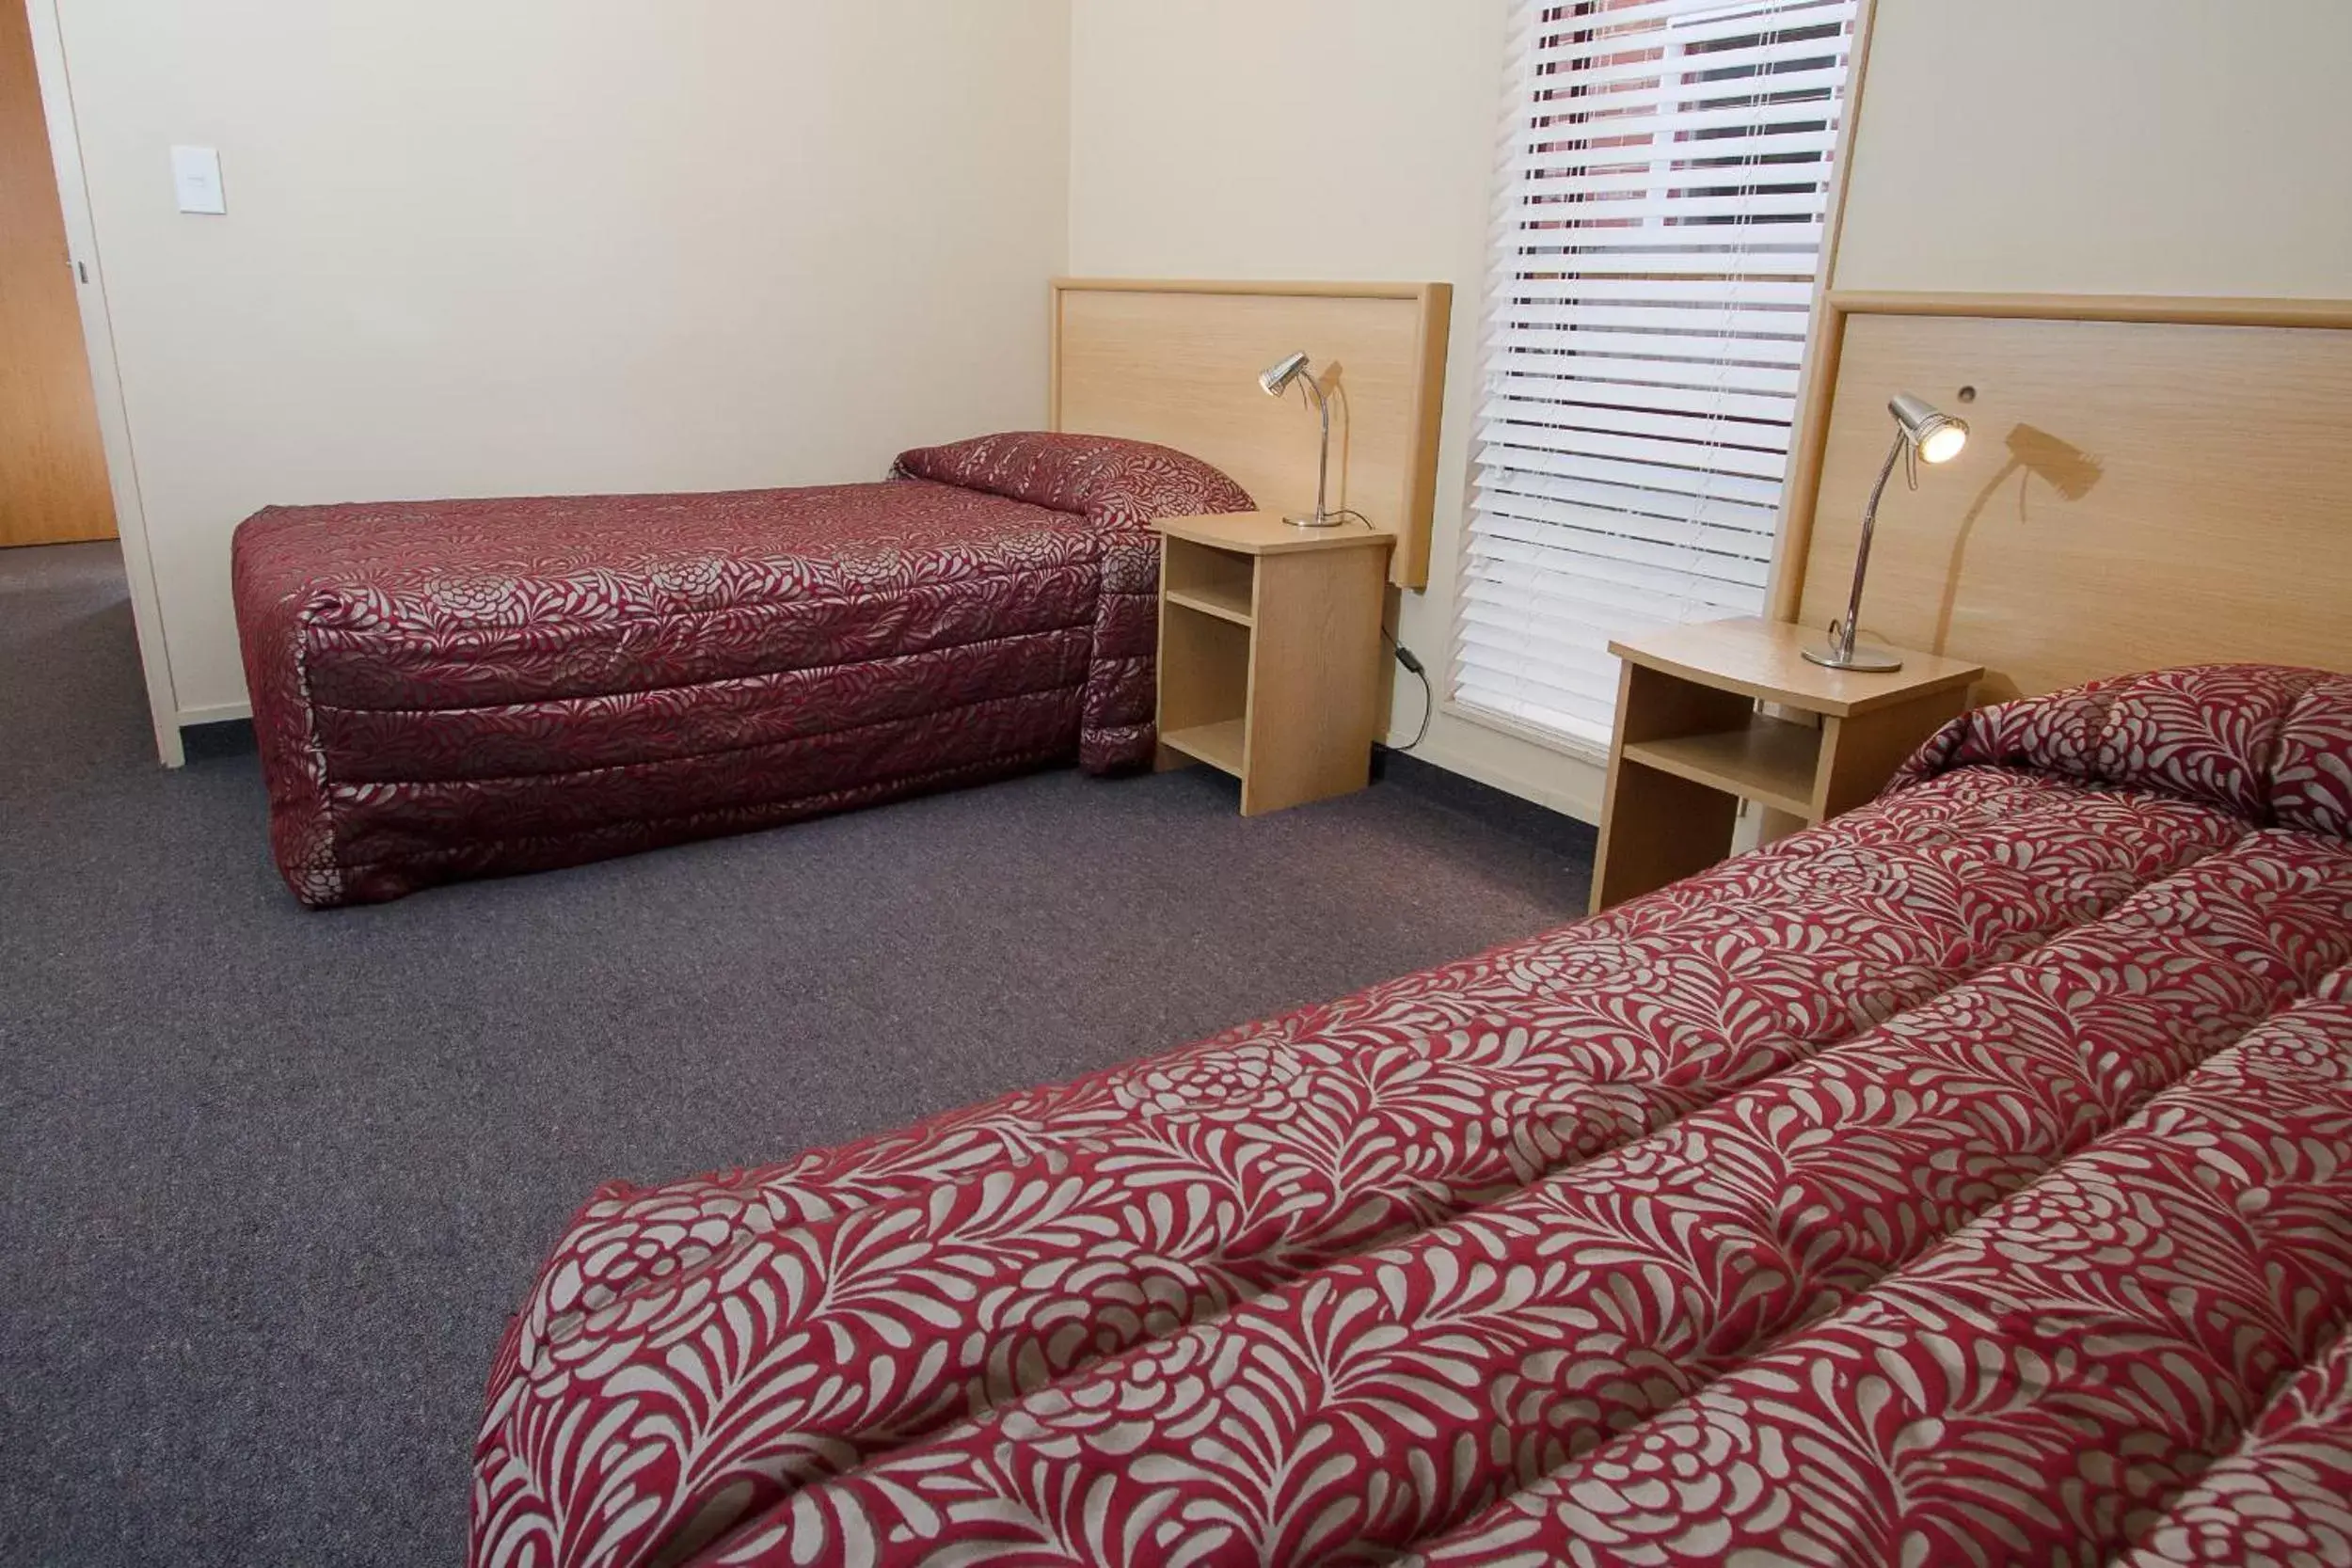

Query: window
[1450,0,1859,751]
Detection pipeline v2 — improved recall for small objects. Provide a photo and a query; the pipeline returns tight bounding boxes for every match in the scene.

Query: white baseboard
[177,701,253,727]
[1412,743,1604,825]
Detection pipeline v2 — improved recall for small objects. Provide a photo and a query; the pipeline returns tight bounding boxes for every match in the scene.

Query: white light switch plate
[170,145,226,214]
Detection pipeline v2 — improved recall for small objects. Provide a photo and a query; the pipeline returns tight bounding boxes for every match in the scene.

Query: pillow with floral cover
[1889,662,2352,838]
[892,431,1254,531]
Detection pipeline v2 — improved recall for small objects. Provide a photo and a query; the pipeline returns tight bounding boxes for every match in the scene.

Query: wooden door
[1,0,114,547]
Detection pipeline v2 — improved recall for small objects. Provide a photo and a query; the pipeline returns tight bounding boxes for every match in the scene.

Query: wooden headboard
[1049,278,1452,589]
[1774,293,2352,702]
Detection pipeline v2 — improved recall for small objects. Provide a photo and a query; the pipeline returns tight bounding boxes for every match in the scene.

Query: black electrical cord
[1322,507,1425,747]
[1383,627,1433,751]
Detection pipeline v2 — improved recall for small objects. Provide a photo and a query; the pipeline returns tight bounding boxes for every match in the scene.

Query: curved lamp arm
[1826,426,1906,665]
[1295,368,1332,528]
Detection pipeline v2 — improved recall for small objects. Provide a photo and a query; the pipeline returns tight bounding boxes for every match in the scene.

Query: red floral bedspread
[467,664,2352,1568]
[231,433,1250,906]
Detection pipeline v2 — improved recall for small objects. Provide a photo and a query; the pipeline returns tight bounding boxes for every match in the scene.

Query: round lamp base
[1802,641,1905,673]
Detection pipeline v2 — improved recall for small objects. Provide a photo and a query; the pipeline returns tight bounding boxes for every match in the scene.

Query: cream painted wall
[1068,0,1610,821]
[58,0,1071,719]
[1837,0,2352,296]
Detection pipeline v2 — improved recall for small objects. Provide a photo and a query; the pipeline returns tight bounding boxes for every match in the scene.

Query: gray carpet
[0,541,1593,1568]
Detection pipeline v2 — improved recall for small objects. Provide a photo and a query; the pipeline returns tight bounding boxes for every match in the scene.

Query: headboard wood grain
[1783,297,2352,702]
[1049,278,1451,589]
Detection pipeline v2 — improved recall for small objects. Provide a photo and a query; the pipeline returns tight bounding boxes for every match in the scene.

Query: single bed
[465,662,2352,1568]
[231,433,1251,906]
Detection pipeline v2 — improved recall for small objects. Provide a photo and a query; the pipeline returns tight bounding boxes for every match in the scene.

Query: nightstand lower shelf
[1619,715,1821,820]
[1160,718,1246,776]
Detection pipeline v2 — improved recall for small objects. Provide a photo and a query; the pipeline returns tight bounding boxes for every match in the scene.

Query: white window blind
[1452,0,1858,750]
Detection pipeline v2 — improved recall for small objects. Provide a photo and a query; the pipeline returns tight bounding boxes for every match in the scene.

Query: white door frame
[23,0,183,766]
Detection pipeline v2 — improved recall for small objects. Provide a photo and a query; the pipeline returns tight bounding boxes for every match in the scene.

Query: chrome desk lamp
[1804,392,1970,672]
[1257,350,1339,528]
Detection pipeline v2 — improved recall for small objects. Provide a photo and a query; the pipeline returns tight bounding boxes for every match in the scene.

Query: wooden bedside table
[1151,511,1392,816]
[1591,617,1984,912]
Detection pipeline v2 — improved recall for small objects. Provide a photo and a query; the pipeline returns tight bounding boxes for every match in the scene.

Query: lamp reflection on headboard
[1932,423,2106,655]
[2004,424,2104,503]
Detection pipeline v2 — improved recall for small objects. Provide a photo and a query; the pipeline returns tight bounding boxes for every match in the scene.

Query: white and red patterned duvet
[231,433,1252,907]
[469,664,2352,1568]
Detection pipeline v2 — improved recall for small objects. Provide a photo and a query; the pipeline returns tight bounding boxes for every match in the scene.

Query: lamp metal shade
[1258,351,1311,399]
[1889,391,1968,464]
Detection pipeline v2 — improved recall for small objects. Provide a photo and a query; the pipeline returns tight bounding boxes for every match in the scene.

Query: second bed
[231,432,1251,907]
